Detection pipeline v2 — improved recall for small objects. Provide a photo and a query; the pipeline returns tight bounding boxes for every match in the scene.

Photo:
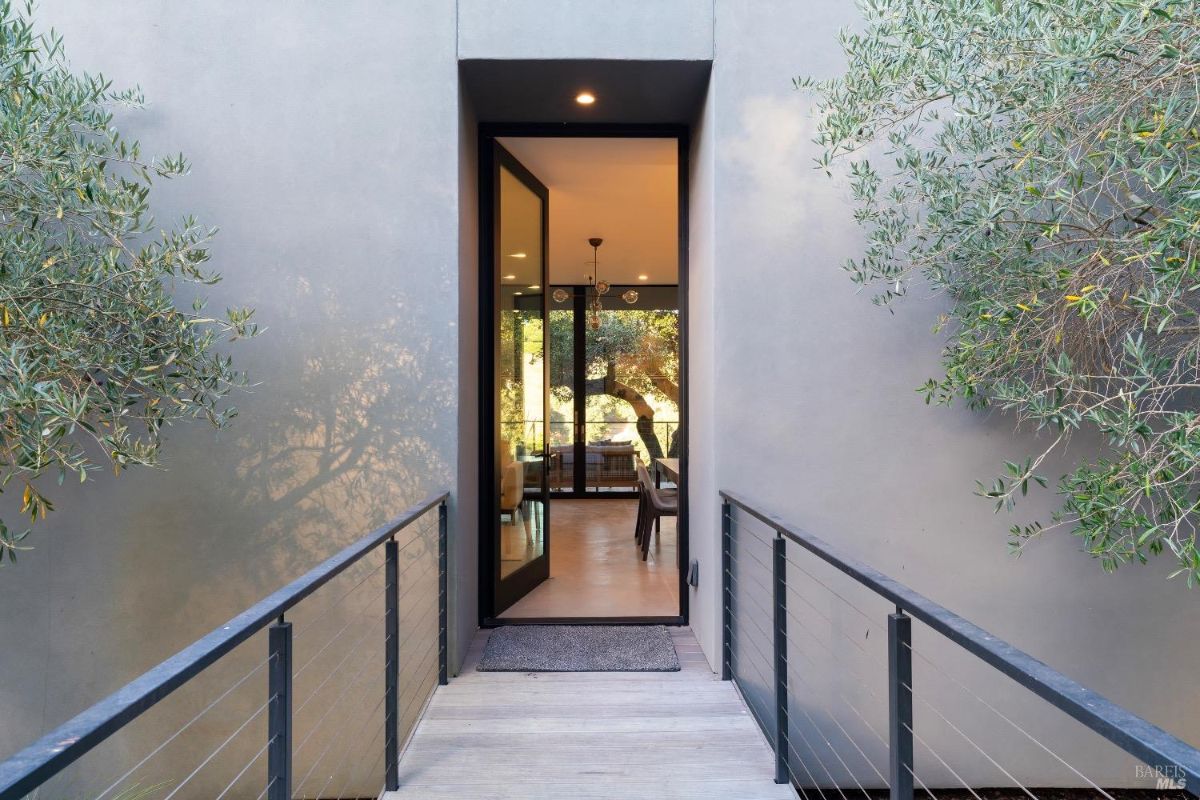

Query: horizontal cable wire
[313,693,388,800]
[728,537,957,800]
[322,636,441,800]
[159,692,272,800]
[293,609,387,718]
[291,557,388,645]
[290,607,429,800]
[904,719,986,800]
[900,638,1116,800]
[737,511,1096,797]
[254,776,276,800]
[728,642,827,800]
[291,619,390,786]
[764,579,963,800]
[313,626,441,800]
[900,677,1037,799]
[213,737,271,800]
[293,570,390,681]
[727,623,868,800]
[394,638,442,725]
[726,510,780,546]
[90,653,273,800]
[341,737,388,800]
[290,517,434,645]
[335,718,388,800]
[782,658,888,788]
[777,618,942,800]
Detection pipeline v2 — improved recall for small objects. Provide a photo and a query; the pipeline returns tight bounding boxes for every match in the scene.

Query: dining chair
[635,461,677,561]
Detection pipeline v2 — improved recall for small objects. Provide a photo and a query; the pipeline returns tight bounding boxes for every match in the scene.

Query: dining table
[654,457,680,488]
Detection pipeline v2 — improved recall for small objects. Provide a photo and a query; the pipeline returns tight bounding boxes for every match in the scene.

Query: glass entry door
[492,144,551,613]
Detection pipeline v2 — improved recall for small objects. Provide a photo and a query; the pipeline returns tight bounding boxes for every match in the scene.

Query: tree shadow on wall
[225,282,456,585]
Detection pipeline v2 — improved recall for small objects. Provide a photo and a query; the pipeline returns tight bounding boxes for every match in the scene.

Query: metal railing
[720,489,1200,798]
[0,491,450,800]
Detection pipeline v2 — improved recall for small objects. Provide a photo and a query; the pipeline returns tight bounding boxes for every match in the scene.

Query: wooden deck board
[382,628,797,800]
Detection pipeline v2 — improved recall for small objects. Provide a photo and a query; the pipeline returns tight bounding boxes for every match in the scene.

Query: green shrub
[0,1,256,561]
[802,0,1200,581]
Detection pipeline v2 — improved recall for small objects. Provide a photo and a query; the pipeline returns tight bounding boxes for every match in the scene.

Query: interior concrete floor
[500,498,679,618]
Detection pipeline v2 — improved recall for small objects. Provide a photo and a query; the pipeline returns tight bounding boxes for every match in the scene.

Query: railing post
[721,498,732,681]
[889,609,914,800]
[438,500,449,686]
[773,533,789,785]
[385,538,399,792]
[267,617,292,800]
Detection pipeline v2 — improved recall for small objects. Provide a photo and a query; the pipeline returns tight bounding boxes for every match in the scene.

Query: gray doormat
[478,625,681,672]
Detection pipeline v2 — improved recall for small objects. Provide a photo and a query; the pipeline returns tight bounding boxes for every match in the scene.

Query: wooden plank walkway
[383,627,797,800]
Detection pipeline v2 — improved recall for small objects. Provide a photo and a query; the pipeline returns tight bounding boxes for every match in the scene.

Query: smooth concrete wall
[457,0,714,61]
[0,1,466,793]
[686,82,719,674]
[703,0,1200,787]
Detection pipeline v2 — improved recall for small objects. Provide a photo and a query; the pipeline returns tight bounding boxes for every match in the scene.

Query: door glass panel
[497,164,545,579]
[547,287,574,494]
[583,286,681,492]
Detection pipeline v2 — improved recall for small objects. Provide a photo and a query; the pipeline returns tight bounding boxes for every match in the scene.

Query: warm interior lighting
[575,91,596,106]
[637,274,649,281]
[529,284,541,290]
[508,252,527,258]
[503,274,517,280]
[513,291,524,295]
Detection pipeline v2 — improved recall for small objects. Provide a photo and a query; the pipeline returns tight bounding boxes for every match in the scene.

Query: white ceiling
[498,137,679,286]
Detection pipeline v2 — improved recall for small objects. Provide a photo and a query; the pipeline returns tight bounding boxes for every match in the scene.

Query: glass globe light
[622,290,639,304]
[595,280,610,295]
[552,288,570,303]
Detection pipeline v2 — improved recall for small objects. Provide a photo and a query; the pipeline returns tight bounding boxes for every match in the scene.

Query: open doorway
[479,126,688,624]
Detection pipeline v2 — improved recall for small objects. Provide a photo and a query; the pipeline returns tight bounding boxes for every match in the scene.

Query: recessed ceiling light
[575,91,596,106]
[503,274,517,280]
[513,291,523,296]
[637,274,649,281]
[509,252,527,259]
[529,284,541,290]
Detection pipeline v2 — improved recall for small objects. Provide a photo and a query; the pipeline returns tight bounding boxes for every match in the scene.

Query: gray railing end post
[438,500,449,687]
[889,610,914,800]
[385,539,399,791]
[721,498,732,682]
[773,533,789,785]
[267,618,292,800]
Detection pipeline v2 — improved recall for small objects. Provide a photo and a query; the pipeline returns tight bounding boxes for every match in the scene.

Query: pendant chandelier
[584,237,639,330]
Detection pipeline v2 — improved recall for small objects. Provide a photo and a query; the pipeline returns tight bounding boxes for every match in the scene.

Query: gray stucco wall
[457,0,714,61]
[0,1,465,792]
[701,0,1200,787]
[0,0,1196,793]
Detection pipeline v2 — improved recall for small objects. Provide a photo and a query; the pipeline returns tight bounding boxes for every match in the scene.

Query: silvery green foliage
[0,2,257,561]
[800,0,1200,582]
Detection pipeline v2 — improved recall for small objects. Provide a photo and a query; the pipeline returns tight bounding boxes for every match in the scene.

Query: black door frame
[478,122,690,628]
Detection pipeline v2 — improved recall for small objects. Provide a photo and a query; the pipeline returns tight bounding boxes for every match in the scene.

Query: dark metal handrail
[0,490,450,800]
[720,488,1200,796]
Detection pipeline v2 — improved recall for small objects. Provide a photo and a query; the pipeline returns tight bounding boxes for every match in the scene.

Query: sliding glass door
[548,285,681,496]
